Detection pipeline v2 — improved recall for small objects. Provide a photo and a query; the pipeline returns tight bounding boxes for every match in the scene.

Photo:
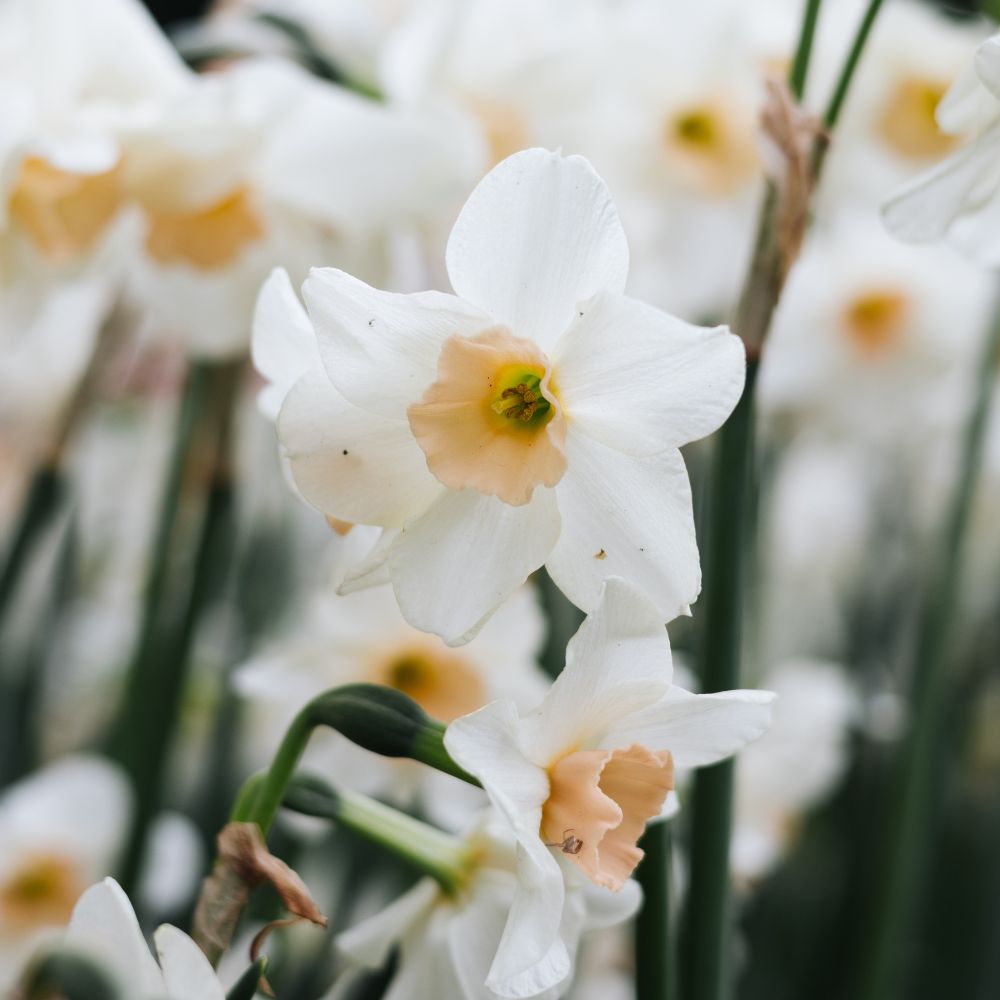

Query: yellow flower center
[0,854,84,932]
[142,185,265,270]
[540,745,674,891]
[376,644,486,723]
[8,156,125,261]
[842,289,910,357]
[408,328,567,506]
[877,76,958,160]
[662,97,760,195]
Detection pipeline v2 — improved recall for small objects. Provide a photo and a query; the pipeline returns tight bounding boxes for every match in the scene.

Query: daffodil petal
[519,578,673,765]
[65,879,165,996]
[445,148,629,352]
[277,373,442,529]
[553,291,745,455]
[390,488,560,645]
[154,924,226,1000]
[302,267,491,420]
[602,687,775,767]
[252,267,321,422]
[547,437,699,621]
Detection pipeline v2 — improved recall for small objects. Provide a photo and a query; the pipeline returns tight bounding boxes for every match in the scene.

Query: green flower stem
[0,466,65,635]
[636,822,676,1000]
[680,359,759,1000]
[856,295,1000,1000]
[239,684,478,838]
[113,359,242,896]
[788,0,824,101]
[284,775,471,894]
[823,0,885,130]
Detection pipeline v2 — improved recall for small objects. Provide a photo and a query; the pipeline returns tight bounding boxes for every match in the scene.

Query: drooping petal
[154,925,225,1000]
[445,148,629,353]
[882,122,1000,244]
[277,373,442,528]
[389,487,560,645]
[552,291,745,455]
[335,878,439,969]
[546,436,699,621]
[519,578,673,766]
[252,268,322,422]
[302,268,492,420]
[602,687,775,768]
[65,879,164,996]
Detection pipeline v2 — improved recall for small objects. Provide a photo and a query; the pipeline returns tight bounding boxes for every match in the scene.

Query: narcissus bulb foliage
[255,148,745,644]
[443,578,773,997]
[883,33,1000,264]
[49,878,226,999]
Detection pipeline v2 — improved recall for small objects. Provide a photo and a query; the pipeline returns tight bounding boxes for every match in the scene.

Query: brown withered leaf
[193,822,328,968]
[759,77,828,279]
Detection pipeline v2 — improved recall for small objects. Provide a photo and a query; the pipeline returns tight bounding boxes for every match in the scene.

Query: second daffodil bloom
[257,148,746,644]
[443,578,774,997]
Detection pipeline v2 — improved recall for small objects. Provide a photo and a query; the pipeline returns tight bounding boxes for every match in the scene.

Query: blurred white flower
[732,660,856,882]
[444,578,772,998]
[235,579,549,829]
[330,815,639,1000]
[0,756,131,991]
[256,148,745,643]
[814,0,986,210]
[123,57,480,357]
[883,30,1000,262]
[758,212,992,442]
[55,877,225,999]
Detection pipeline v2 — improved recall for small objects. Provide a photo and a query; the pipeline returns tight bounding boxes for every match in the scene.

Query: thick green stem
[113,360,241,895]
[284,777,470,893]
[681,361,759,1000]
[856,295,1000,1000]
[636,822,675,1000]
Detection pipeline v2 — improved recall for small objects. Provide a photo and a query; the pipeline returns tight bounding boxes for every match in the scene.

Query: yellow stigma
[0,854,84,931]
[878,76,958,160]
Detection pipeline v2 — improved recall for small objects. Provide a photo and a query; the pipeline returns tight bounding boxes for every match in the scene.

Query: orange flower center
[407,328,567,506]
[540,745,674,891]
[143,186,265,270]
[662,97,760,196]
[8,156,125,261]
[878,76,958,161]
[375,644,486,723]
[0,853,84,932]
[841,289,910,358]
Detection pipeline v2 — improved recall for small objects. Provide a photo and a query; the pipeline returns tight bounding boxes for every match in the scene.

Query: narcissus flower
[883,32,1000,263]
[443,578,773,997]
[332,816,639,1000]
[256,148,745,644]
[49,878,225,999]
[0,757,130,992]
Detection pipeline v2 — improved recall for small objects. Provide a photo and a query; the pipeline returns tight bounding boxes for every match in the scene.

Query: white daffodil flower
[883,31,1000,263]
[330,816,639,1000]
[0,757,131,992]
[256,148,746,644]
[54,877,225,1000]
[442,578,773,998]
[235,579,549,830]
